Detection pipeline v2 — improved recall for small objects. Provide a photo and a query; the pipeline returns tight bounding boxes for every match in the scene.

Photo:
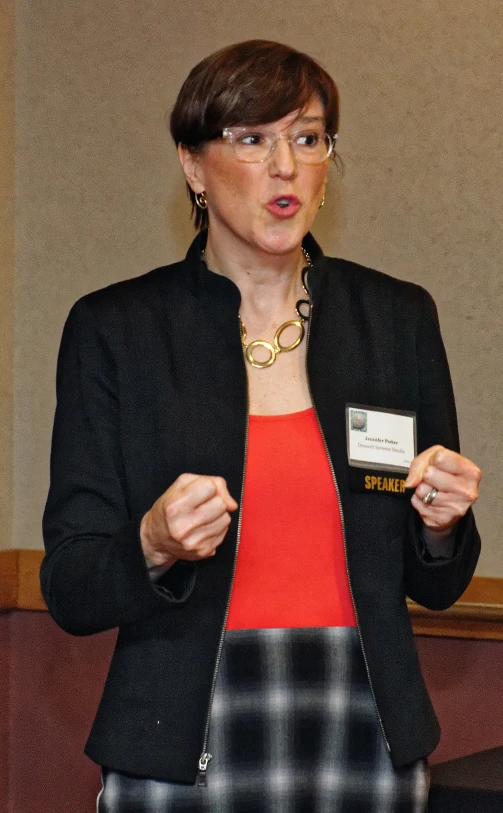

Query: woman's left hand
[405,445,481,533]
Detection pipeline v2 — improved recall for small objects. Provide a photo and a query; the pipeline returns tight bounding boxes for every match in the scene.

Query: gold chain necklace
[241,247,313,368]
[201,246,313,369]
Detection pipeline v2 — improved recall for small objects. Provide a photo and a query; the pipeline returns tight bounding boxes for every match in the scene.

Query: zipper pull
[197,752,212,786]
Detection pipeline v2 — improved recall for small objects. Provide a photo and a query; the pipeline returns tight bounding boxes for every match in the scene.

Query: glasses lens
[225,129,333,164]
[231,131,271,163]
[292,132,331,163]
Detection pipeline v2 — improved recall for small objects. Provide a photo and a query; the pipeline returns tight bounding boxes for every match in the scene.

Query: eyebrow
[231,115,326,134]
[295,116,326,125]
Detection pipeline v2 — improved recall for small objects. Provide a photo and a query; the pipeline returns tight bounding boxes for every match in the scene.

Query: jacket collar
[183,229,326,305]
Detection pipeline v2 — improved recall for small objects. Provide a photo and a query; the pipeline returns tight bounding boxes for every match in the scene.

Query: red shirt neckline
[226,407,357,630]
[248,407,314,421]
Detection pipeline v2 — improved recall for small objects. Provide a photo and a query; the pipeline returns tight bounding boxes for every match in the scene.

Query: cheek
[205,164,264,219]
[305,167,328,198]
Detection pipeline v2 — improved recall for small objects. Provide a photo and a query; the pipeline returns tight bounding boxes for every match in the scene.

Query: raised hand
[140,473,238,568]
[405,446,481,533]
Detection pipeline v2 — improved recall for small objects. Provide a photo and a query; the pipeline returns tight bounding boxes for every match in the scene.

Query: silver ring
[422,487,438,505]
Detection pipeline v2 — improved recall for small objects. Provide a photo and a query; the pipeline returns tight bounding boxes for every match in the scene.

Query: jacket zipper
[197,334,250,786]
[198,282,391,784]
[304,293,391,754]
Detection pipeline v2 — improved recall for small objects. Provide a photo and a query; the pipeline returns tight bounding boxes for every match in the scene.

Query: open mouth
[266,196,301,217]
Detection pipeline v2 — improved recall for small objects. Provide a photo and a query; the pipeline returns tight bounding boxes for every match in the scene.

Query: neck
[203,229,306,314]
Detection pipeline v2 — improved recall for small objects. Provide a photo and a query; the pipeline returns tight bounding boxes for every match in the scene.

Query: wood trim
[408,577,503,640]
[0,550,46,611]
[1,551,503,639]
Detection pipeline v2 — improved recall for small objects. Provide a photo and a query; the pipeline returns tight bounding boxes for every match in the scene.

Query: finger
[413,484,462,513]
[211,476,239,511]
[182,512,231,552]
[410,490,467,531]
[414,482,444,505]
[404,445,444,488]
[421,467,479,503]
[416,483,442,516]
[168,494,228,541]
[178,475,219,510]
[430,449,482,482]
[415,480,476,508]
[410,492,455,530]
[192,495,230,529]
[163,477,218,532]
[170,474,217,510]
[176,472,201,488]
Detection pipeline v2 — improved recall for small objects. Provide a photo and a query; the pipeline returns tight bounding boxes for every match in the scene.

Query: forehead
[257,97,326,130]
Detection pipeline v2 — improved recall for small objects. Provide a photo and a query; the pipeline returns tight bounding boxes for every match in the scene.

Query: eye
[237,132,267,146]
[294,132,322,147]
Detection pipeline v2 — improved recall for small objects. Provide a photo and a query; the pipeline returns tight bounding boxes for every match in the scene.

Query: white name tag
[346,404,416,473]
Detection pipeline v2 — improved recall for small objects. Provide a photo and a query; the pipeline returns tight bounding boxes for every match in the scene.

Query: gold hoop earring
[318,194,325,209]
[195,192,208,210]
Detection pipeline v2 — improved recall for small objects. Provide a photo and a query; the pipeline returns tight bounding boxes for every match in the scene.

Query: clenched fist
[140,473,238,568]
[405,445,481,533]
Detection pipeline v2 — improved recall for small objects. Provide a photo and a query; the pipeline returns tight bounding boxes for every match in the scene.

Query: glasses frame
[221,126,338,165]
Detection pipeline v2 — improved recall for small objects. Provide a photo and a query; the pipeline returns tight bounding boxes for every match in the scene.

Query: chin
[255,222,308,255]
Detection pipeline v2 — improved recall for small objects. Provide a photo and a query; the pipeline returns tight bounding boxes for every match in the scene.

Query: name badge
[346,403,416,496]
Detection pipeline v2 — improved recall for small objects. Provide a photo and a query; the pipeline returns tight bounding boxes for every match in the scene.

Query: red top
[226,408,357,630]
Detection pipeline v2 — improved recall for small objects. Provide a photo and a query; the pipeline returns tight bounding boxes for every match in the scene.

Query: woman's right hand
[140,473,238,568]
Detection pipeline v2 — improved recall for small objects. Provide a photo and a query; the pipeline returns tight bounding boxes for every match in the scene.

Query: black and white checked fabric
[98,627,429,812]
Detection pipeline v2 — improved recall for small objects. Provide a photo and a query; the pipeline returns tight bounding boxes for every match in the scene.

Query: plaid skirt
[97,627,429,812]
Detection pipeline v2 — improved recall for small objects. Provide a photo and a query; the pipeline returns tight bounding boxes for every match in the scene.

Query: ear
[177,144,205,194]
[320,170,329,198]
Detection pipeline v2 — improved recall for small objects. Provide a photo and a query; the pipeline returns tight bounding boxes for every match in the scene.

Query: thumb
[404,445,444,488]
[212,476,239,511]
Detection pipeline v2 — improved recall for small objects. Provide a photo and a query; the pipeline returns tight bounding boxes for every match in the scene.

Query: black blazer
[41,232,480,782]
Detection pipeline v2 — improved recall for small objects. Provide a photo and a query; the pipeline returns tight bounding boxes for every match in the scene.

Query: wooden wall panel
[1,609,502,813]
[408,576,503,640]
[1,550,502,639]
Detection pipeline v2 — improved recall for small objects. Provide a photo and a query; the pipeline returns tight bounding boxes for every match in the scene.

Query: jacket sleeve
[403,287,480,610]
[41,298,195,636]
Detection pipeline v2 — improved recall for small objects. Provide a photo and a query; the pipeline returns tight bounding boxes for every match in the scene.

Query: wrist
[422,522,457,542]
[140,511,177,569]
[421,522,457,560]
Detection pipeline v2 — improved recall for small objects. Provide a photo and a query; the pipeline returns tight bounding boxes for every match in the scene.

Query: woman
[41,41,481,812]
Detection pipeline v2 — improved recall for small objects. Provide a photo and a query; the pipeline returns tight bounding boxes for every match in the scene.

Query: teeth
[276,199,290,208]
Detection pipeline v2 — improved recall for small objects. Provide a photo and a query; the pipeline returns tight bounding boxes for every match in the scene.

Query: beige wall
[10,1,503,574]
[0,0,15,552]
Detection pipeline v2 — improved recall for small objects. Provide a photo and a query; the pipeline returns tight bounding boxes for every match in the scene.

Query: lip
[265,195,301,219]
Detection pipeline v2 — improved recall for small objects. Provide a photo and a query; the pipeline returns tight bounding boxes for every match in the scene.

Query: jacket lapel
[307,256,396,498]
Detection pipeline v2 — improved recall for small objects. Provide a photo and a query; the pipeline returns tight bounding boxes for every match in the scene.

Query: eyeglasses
[221,127,338,164]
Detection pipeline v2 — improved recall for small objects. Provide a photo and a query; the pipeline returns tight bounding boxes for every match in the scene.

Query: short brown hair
[170,40,340,230]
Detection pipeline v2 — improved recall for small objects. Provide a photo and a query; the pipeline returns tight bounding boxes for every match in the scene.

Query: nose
[268,136,297,179]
